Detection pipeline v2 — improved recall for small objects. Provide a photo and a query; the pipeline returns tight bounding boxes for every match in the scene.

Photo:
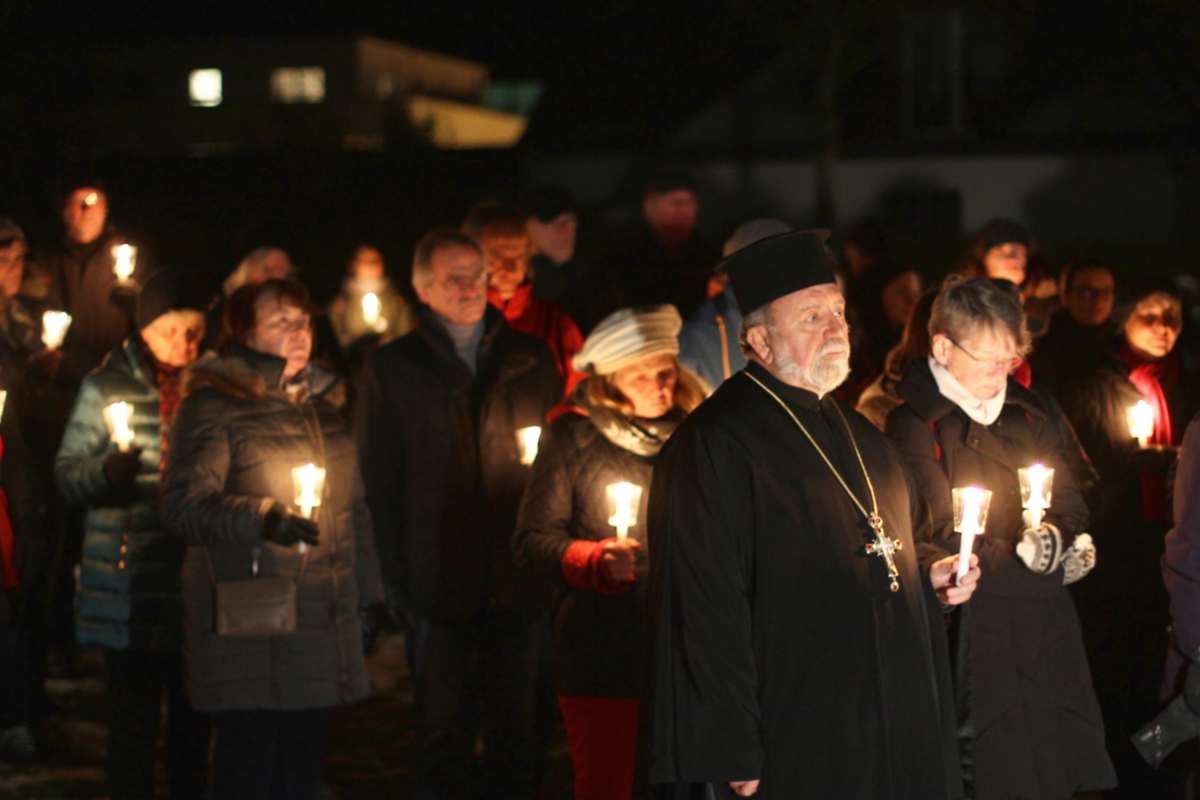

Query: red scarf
[1120,342,1178,522]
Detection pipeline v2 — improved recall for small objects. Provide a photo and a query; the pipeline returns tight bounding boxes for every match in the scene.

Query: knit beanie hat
[137,269,209,329]
[573,305,682,375]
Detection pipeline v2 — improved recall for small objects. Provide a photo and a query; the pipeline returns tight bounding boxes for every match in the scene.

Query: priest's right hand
[729,779,760,796]
[600,537,640,583]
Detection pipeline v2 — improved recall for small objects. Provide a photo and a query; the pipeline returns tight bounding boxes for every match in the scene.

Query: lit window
[270,67,326,104]
[189,69,222,107]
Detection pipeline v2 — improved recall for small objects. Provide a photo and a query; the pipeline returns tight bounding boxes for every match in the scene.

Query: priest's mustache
[818,338,851,358]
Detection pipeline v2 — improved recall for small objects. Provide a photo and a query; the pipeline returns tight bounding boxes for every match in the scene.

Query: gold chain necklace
[744,370,904,592]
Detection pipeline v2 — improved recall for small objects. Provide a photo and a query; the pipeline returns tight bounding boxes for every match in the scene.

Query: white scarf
[928,356,1006,426]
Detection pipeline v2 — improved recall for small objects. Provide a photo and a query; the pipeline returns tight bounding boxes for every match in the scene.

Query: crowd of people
[0,167,1197,800]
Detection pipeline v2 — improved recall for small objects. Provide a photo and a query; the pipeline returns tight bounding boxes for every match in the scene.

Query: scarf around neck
[578,384,682,457]
[928,356,1006,426]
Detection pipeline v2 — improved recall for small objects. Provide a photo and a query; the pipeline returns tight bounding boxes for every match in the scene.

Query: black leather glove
[361,603,391,657]
[262,504,320,547]
[103,448,143,491]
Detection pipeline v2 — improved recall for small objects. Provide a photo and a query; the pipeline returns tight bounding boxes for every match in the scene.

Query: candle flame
[103,401,136,452]
[362,292,381,326]
[112,243,137,281]
[516,426,541,466]
[41,310,72,349]
[1127,400,1155,444]
[606,481,643,540]
[292,463,326,520]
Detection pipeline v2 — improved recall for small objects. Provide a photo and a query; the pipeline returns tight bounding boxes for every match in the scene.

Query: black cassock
[646,362,962,800]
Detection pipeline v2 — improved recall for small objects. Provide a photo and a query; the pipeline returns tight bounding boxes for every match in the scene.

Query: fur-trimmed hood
[182,346,346,409]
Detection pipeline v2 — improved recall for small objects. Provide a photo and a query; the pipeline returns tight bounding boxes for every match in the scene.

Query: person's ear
[930,334,953,367]
[746,325,773,365]
[414,281,432,305]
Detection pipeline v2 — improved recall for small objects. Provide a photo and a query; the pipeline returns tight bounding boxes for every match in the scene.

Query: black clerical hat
[724,229,839,314]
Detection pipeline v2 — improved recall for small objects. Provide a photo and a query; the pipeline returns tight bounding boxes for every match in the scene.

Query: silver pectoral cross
[863,513,903,593]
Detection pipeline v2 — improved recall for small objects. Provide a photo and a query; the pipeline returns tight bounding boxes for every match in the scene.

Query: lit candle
[291,463,326,554]
[83,191,99,208]
[1018,463,1054,528]
[361,292,386,332]
[103,401,136,452]
[1127,400,1155,448]
[41,310,72,350]
[112,243,137,282]
[515,426,541,466]
[606,481,643,541]
[952,486,992,580]
[0,389,8,424]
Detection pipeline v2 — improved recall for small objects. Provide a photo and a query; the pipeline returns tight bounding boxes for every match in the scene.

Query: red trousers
[557,695,640,800]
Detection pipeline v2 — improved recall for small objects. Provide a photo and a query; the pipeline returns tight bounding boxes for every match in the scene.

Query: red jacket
[489,283,585,397]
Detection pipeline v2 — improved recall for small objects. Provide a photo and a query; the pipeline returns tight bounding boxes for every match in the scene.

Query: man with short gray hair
[355,226,562,798]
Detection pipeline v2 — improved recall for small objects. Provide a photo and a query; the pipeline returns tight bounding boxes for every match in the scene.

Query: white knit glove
[1061,533,1097,585]
[1015,522,1065,574]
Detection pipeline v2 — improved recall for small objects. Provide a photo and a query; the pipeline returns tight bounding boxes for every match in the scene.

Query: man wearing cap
[55,269,210,798]
[646,230,979,799]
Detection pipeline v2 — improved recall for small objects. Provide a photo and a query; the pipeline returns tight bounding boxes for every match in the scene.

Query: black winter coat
[55,336,183,651]
[514,411,653,696]
[355,306,562,623]
[162,346,384,712]
[886,359,1115,800]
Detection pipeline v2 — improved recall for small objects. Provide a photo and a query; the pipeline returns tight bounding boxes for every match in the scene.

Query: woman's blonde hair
[584,357,708,418]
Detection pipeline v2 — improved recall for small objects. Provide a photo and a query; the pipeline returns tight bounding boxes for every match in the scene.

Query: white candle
[952,486,992,580]
[1018,463,1054,528]
[361,292,385,332]
[83,191,99,208]
[41,310,72,349]
[515,426,541,466]
[103,401,136,452]
[291,463,326,554]
[1127,400,1155,448]
[606,481,643,541]
[112,243,137,282]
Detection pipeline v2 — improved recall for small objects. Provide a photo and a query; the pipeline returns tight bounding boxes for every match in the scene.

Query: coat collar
[413,302,507,369]
[896,358,1046,424]
[487,282,535,323]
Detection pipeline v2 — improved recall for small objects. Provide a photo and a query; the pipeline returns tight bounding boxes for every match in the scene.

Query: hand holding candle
[291,463,326,553]
[515,426,541,466]
[1127,400,1155,448]
[103,401,136,452]
[41,310,72,350]
[952,486,992,580]
[112,243,137,282]
[606,481,643,541]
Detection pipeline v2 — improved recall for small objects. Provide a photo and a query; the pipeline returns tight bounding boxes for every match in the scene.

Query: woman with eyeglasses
[885,276,1114,800]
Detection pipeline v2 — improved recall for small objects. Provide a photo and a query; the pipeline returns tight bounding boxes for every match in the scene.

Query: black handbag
[208,402,326,638]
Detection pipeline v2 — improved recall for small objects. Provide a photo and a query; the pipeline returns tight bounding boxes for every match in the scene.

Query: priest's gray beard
[776,338,851,395]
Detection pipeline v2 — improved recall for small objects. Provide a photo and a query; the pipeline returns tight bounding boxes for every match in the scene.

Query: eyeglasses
[947,337,1019,371]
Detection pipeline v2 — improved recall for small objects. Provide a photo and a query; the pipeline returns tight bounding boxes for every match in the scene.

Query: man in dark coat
[355,228,562,798]
[647,230,978,799]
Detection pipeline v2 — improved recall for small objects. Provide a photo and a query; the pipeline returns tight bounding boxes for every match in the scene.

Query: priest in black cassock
[645,229,980,799]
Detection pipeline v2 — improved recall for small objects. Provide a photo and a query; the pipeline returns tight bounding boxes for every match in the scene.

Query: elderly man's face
[62,188,108,245]
[416,243,488,326]
[747,283,850,395]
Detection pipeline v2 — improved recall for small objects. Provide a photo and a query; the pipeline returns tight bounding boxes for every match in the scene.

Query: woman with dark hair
[162,278,384,800]
[886,277,1114,800]
[958,218,1057,335]
[513,305,704,800]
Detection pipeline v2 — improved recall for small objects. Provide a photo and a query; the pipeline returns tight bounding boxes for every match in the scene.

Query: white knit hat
[573,305,682,375]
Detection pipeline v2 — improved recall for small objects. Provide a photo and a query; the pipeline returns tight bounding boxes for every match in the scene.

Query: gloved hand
[262,504,320,547]
[1061,533,1097,585]
[1015,522,1064,574]
[361,603,391,657]
[103,448,143,491]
